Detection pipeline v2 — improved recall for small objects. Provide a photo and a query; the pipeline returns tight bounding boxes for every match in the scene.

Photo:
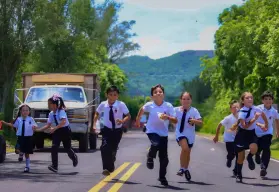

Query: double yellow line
[88,162,141,192]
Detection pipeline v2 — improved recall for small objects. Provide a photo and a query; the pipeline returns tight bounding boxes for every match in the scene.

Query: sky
[96,0,245,59]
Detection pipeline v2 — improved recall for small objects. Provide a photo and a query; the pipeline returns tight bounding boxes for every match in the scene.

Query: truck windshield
[25,87,85,103]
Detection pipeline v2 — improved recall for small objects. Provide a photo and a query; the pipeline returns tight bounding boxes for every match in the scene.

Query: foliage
[119,95,146,120]
[118,51,214,98]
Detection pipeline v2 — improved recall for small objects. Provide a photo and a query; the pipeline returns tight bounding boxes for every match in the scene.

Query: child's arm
[190,118,202,126]
[135,107,144,128]
[93,112,99,130]
[37,123,51,132]
[213,123,222,143]
[275,119,279,138]
[240,112,261,129]
[260,112,269,130]
[1,120,14,128]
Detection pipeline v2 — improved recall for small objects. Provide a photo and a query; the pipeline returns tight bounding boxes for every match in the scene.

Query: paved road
[0,131,279,192]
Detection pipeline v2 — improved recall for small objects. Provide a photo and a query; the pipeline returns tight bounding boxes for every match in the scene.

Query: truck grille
[34,110,50,118]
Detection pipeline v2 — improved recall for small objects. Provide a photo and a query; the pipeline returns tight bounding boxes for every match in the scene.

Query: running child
[254,91,279,177]
[213,100,239,176]
[135,84,177,186]
[35,94,78,172]
[233,92,268,183]
[175,92,202,181]
[2,104,37,172]
[93,85,131,176]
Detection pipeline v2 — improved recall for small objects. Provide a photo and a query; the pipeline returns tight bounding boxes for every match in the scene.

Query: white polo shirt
[220,114,237,142]
[96,100,129,129]
[255,104,279,137]
[238,105,262,130]
[47,109,70,127]
[175,107,201,144]
[13,116,37,136]
[143,101,175,137]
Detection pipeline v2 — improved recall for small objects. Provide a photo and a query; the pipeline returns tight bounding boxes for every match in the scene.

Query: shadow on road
[241,182,279,187]
[148,184,189,190]
[178,180,215,186]
[107,178,141,185]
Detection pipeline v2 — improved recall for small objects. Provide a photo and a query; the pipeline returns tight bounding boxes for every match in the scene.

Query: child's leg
[158,136,168,186]
[259,135,272,176]
[61,128,78,168]
[255,137,262,164]
[146,133,160,169]
[178,138,190,170]
[49,129,62,172]
[111,128,123,166]
[246,143,257,170]
[236,150,245,182]
[225,142,235,168]
[25,153,30,170]
[100,128,113,174]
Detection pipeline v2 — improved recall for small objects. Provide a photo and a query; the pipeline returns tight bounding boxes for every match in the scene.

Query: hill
[117,50,214,100]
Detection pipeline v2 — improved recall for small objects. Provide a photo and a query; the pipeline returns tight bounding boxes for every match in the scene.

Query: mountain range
[117,50,214,100]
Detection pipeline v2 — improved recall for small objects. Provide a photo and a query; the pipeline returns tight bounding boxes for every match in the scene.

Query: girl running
[2,104,37,172]
[35,94,78,173]
[213,100,239,176]
[175,92,202,181]
[135,84,177,186]
[233,92,268,183]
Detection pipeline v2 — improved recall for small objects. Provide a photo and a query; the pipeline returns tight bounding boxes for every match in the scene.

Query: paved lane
[0,131,279,192]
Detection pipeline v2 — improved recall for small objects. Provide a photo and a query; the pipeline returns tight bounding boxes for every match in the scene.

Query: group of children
[1,85,278,187]
[1,93,78,173]
[214,91,279,183]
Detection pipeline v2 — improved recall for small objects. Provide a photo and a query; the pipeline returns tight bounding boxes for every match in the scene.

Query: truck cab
[14,73,100,152]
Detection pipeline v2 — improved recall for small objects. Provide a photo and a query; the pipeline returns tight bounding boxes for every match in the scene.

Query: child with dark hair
[35,93,78,173]
[1,104,37,172]
[175,92,202,181]
[93,85,131,175]
[254,91,279,177]
[135,84,177,186]
[213,100,239,176]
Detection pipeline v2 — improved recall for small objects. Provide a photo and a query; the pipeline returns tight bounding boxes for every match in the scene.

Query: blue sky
[96,0,244,59]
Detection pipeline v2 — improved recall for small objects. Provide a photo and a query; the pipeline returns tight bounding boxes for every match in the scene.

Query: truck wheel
[89,133,97,150]
[0,135,6,163]
[79,133,88,152]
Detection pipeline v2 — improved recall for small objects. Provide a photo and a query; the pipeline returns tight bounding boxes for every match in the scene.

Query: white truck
[13,73,100,152]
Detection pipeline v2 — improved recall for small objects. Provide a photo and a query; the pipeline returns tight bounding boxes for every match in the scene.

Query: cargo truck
[13,73,100,152]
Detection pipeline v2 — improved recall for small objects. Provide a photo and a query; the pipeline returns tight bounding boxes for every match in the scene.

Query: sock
[26,158,30,168]
[236,163,243,174]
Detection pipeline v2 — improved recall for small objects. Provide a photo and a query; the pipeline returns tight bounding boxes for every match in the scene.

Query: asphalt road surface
[1,131,279,192]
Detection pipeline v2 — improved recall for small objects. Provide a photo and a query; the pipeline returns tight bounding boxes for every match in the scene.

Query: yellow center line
[107,163,141,192]
[88,162,130,192]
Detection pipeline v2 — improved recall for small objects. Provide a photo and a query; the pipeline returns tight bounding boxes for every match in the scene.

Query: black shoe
[236,174,242,183]
[177,169,184,176]
[184,170,191,181]
[260,168,267,177]
[247,154,255,170]
[146,157,154,169]
[158,178,168,186]
[24,167,29,173]
[102,169,110,176]
[226,159,232,168]
[255,154,261,164]
[233,169,237,177]
[73,154,78,167]
[48,165,58,173]
[18,156,23,162]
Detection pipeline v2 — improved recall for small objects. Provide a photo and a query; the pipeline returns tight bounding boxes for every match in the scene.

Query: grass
[197,131,279,160]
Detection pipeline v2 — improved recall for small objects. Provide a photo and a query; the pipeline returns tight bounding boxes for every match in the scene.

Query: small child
[93,85,131,176]
[2,104,37,172]
[135,84,177,186]
[254,91,279,177]
[36,94,78,173]
[175,92,202,181]
[213,100,239,176]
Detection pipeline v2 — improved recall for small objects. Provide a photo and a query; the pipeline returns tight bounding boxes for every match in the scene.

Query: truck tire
[89,133,97,150]
[79,132,88,152]
[0,135,6,163]
[34,133,44,149]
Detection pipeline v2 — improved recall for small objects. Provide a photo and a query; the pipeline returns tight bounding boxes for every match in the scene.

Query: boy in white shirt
[255,91,279,177]
[213,100,239,176]
[93,85,131,176]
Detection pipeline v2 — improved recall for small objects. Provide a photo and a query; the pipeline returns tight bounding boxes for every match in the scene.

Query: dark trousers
[147,133,169,179]
[100,127,123,172]
[51,127,76,168]
[257,134,272,169]
[226,142,238,170]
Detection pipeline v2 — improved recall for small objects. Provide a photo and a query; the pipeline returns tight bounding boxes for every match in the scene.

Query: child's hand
[213,136,218,143]
[256,122,268,131]
[49,127,57,134]
[32,126,37,131]
[116,119,123,125]
[255,112,261,120]
[188,118,195,125]
[160,114,169,120]
[135,119,140,128]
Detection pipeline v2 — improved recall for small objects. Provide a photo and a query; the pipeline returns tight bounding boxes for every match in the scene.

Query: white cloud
[131,26,219,59]
[116,0,244,11]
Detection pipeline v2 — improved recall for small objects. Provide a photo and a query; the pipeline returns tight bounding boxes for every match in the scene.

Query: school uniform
[96,100,129,172]
[175,106,201,148]
[143,101,175,182]
[48,109,77,170]
[13,116,37,154]
[255,104,279,171]
[220,114,238,173]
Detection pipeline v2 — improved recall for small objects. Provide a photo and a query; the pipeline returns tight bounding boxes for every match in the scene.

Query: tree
[0,0,35,117]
